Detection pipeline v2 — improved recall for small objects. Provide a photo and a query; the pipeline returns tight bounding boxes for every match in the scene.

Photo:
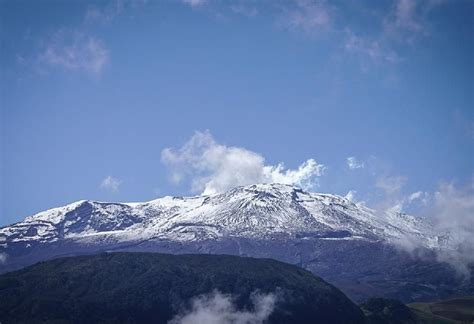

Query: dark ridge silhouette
[0,252,364,324]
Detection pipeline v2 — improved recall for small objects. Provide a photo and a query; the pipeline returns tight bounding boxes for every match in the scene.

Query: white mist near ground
[168,290,277,324]
[431,182,474,276]
[389,181,474,277]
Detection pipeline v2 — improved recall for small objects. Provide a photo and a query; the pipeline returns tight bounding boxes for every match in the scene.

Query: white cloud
[407,190,430,206]
[263,159,324,190]
[99,176,122,192]
[280,0,332,33]
[346,156,364,170]
[39,30,109,75]
[0,253,7,264]
[374,178,473,276]
[161,130,325,195]
[430,181,474,275]
[408,191,423,202]
[169,290,277,324]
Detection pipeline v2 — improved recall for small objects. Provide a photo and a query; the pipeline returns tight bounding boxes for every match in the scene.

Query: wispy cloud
[161,130,325,195]
[30,0,148,76]
[346,156,365,170]
[383,0,446,42]
[407,190,429,205]
[38,30,109,75]
[391,0,425,33]
[370,173,474,275]
[176,0,449,72]
[389,179,474,276]
[343,30,400,68]
[169,290,277,324]
[374,175,408,212]
[279,0,332,33]
[182,0,209,8]
[369,173,430,214]
[85,1,125,24]
[230,4,259,18]
[85,0,147,24]
[376,175,406,196]
[99,176,122,192]
[174,0,454,74]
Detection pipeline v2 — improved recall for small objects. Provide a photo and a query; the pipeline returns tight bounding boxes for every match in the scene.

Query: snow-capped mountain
[0,184,471,302]
[0,183,439,246]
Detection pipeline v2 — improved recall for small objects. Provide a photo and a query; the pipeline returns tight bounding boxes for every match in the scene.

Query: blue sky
[1,0,473,226]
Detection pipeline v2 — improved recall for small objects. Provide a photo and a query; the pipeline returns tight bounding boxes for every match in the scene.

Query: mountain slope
[0,183,440,246]
[1,183,471,302]
[0,252,365,324]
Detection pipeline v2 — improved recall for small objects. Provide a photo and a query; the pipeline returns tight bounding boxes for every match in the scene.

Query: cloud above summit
[161,131,325,195]
[99,176,122,193]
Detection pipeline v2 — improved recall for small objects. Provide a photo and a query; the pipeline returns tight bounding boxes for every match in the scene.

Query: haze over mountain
[1,183,472,301]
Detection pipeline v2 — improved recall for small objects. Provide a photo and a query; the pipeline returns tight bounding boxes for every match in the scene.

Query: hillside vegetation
[0,252,364,323]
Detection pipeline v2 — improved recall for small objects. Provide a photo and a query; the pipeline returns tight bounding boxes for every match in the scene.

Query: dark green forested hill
[0,252,364,324]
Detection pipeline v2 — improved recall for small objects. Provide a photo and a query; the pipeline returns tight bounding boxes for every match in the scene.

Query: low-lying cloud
[429,181,474,275]
[378,178,474,276]
[169,290,277,324]
[161,131,325,195]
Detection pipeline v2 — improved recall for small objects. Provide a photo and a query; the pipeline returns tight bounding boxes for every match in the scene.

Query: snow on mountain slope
[2,183,470,304]
[0,183,441,248]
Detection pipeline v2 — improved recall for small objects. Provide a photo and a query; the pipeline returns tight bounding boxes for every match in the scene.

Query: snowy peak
[1,183,438,247]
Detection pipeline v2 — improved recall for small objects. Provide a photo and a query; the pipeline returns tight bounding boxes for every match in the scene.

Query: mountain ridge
[1,183,471,302]
[0,183,440,246]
